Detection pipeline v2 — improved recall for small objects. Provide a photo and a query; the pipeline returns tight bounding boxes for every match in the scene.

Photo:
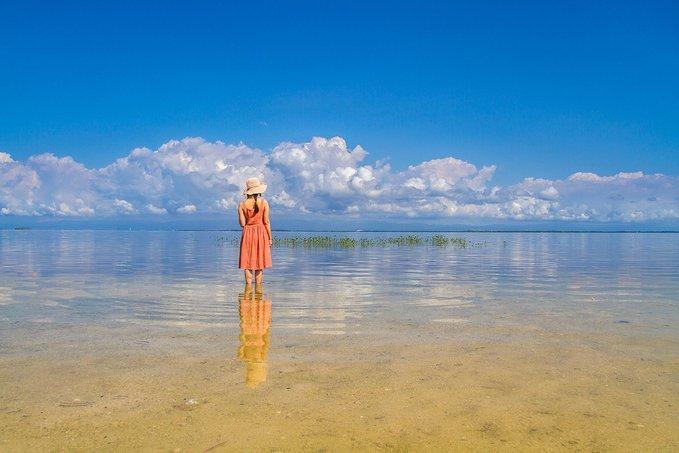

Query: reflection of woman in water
[238,177,273,286]
[237,288,271,388]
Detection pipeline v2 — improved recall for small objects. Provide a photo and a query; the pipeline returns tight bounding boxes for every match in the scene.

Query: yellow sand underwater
[1,308,677,451]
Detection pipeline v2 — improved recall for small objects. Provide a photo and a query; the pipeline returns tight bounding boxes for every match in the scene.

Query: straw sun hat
[243,177,267,195]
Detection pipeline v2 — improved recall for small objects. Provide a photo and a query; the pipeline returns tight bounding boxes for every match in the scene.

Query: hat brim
[244,184,267,195]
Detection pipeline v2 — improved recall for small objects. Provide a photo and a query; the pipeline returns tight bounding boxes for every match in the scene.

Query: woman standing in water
[238,177,272,286]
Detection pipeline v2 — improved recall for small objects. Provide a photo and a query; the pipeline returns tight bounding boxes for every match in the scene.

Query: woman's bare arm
[262,200,272,245]
[237,203,246,228]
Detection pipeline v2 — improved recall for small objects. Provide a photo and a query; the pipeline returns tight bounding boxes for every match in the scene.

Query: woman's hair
[249,193,260,214]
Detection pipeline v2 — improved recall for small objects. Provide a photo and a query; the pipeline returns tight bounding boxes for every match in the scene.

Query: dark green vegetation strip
[218,234,485,248]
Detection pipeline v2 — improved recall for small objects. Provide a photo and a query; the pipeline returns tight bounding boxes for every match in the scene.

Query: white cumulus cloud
[177,204,197,214]
[146,204,167,215]
[0,137,676,223]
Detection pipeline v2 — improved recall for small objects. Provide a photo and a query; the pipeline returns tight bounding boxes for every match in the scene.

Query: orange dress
[238,203,272,270]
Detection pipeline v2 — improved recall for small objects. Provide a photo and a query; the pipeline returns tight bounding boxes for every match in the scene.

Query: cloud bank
[0,137,677,223]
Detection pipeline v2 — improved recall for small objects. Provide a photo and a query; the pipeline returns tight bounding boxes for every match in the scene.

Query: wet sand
[1,317,677,451]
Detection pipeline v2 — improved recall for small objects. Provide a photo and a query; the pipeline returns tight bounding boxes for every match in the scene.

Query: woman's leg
[244,269,253,285]
[254,270,263,293]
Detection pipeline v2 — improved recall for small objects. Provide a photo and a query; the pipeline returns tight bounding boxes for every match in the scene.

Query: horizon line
[3,227,678,234]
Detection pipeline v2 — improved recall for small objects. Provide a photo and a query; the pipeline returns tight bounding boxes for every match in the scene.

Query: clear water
[2,231,676,338]
[1,231,677,450]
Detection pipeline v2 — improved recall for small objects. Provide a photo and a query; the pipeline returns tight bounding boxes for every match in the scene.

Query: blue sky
[0,1,677,228]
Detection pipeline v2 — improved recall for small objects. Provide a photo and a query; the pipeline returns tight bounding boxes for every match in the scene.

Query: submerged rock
[173,398,201,411]
[58,399,94,408]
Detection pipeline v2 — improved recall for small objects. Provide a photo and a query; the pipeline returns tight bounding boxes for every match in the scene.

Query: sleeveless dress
[238,202,272,270]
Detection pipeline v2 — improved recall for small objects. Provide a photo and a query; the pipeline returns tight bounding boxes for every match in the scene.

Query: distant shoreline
[3,227,677,234]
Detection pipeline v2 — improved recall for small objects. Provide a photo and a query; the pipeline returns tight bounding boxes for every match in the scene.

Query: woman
[238,177,272,286]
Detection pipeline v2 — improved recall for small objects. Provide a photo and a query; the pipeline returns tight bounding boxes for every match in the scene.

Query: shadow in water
[237,286,272,388]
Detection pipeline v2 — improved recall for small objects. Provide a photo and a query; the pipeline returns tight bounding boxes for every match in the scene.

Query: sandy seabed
[2,231,678,451]
[1,320,677,452]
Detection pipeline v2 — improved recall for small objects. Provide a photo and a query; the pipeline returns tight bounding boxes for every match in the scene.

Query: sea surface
[0,230,677,451]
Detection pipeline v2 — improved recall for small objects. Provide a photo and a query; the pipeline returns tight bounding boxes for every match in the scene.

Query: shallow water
[0,231,677,451]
